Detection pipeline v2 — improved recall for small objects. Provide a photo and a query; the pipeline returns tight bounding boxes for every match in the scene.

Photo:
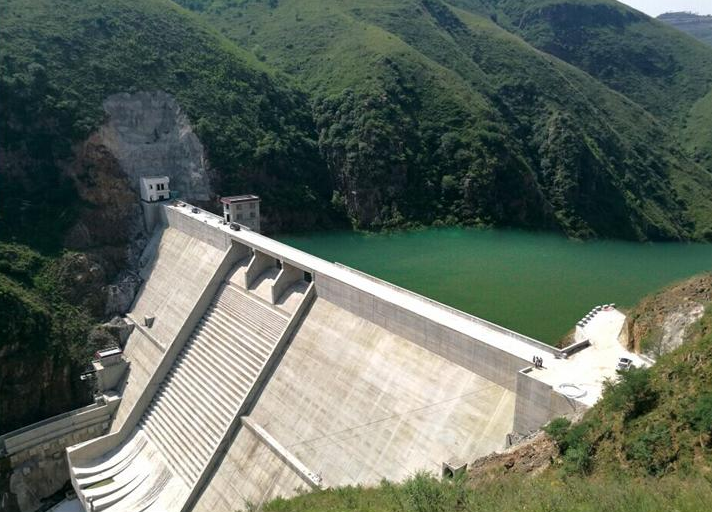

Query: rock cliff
[624,274,712,358]
[99,91,212,201]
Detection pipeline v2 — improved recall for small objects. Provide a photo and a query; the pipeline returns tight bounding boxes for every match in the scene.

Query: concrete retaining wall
[315,274,529,391]
[512,368,585,434]
[0,396,120,512]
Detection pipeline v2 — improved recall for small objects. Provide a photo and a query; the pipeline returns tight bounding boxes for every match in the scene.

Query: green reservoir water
[279,229,712,344]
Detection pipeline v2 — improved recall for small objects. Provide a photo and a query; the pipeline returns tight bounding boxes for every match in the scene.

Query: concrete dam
[62,203,599,512]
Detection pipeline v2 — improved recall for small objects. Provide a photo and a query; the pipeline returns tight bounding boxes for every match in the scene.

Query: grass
[262,472,712,512]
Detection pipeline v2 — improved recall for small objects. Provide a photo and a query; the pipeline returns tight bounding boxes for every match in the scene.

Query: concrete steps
[135,282,289,486]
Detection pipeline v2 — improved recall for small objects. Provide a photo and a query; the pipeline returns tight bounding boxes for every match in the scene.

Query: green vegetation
[177,0,712,240]
[0,243,93,357]
[659,12,712,47]
[0,0,333,248]
[4,0,712,239]
[0,243,98,432]
[262,473,712,512]
[262,302,712,512]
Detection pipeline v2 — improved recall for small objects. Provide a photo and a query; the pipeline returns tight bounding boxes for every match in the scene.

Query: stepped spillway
[70,280,292,511]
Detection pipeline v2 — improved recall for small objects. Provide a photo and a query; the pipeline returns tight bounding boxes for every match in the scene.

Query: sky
[618,0,712,17]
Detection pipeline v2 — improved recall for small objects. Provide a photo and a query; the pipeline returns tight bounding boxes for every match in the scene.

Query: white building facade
[221,195,261,232]
[140,176,170,202]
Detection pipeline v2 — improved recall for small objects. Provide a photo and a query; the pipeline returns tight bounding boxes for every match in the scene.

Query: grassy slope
[177,0,712,240]
[260,277,712,512]
[0,243,96,433]
[470,0,712,124]
[468,1,712,194]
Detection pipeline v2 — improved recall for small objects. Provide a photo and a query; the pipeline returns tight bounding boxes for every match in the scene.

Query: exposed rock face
[99,91,212,201]
[467,431,557,483]
[65,90,212,317]
[104,271,142,317]
[625,274,712,358]
[88,317,134,349]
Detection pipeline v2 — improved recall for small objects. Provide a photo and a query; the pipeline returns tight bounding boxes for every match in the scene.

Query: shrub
[563,446,593,475]
[544,417,572,452]
[687,393,712,435]
[625,424,677,476]
[603,367,658,421]
[400,472,446,512]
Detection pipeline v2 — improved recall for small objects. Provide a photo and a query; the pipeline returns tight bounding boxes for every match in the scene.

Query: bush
[625,424,677,476]
[563,446,593,475]
[687,393,712,435]
[603,367,658,421]
[400,472,447,512]
[544,417,572,452]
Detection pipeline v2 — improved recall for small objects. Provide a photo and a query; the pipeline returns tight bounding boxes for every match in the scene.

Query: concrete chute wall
[110,215,236,431]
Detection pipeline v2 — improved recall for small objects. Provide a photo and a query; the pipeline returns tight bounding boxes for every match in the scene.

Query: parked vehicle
[617,357,634,371]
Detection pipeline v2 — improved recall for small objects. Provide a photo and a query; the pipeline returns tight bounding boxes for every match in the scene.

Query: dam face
[65,204,584,512]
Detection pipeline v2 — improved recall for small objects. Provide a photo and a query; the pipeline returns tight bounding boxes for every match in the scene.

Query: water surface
[280,228,712,344]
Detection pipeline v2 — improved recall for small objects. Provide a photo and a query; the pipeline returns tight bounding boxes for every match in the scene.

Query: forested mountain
[659,12,712,46]
[179,0,712,240]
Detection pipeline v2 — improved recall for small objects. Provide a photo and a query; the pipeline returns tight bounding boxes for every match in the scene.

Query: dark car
[229,222,241,231]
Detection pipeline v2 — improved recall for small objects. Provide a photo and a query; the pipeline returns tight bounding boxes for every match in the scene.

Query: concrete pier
[63,203,621,512]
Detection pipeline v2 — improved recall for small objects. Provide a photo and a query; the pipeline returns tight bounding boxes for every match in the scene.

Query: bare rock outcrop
[624,274,712,359]
[468,431,557,483]
[64,90,213,319]
[99,91,211,201]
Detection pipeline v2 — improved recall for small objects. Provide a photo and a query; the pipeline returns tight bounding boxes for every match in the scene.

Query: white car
[616,357,634,371]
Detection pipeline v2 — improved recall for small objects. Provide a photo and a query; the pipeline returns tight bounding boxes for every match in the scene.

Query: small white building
[221,195,261,232]
[140,176,170,203]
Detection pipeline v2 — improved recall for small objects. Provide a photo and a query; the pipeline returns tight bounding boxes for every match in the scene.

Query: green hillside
[659,12,712,47]
[0,0,333,249]
[177,0,712,240]
[257,276,712,512]
[468,0,712,196]
[467,1,712,123]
